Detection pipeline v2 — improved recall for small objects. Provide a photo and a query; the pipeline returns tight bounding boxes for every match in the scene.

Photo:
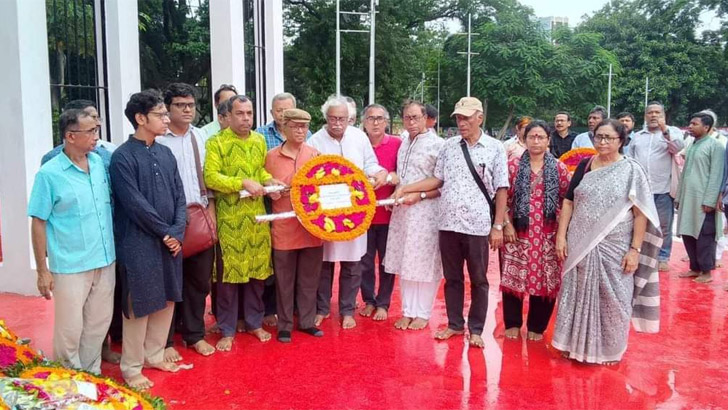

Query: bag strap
[189,131,208,199]
[459,139,495,215]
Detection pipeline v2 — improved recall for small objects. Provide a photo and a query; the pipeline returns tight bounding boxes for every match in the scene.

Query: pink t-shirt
[371,134,402,225]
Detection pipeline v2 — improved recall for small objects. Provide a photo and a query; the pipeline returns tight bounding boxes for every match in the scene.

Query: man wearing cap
[395,97,509,348]
[264,109,324,343]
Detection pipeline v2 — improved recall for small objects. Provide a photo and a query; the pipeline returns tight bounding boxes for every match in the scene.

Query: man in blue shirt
[28,108,116,374]
[571,105,607,149]
[41,100,116,168]
[256,92,312,150]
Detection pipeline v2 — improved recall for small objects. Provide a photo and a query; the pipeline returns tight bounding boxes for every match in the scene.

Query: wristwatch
[630,246,641,252]
[386,173,394,185]
[493,224,504,231]
[420,192,427,200]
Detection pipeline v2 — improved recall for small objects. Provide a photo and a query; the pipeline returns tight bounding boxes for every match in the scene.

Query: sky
[518,0,721,30]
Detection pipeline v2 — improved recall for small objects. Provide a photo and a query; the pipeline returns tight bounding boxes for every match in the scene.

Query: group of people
[28,80,726,391]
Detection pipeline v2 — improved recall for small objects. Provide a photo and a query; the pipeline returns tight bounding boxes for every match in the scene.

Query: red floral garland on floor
[290,155,377,241]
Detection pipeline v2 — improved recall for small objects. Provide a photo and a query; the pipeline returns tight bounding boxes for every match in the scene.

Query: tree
[577,0,727,124]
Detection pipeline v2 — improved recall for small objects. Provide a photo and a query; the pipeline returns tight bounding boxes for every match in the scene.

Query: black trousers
[273,246,323,332]
[684,211,717,273]
[108,263,123,343]
[317,261,362,317]
[167,246,215,346]
[360,225,395,309]
[439,230,490,335]
[502,292,555,334]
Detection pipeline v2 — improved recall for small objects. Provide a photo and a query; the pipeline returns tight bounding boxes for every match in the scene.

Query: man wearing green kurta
[676,112,725,284]
[204,95,282,351]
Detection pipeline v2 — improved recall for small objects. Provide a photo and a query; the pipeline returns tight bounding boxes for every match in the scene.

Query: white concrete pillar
[263,0,285,124]
[0,0,54,295]
[104,0,141,145]
[209,0,246,116]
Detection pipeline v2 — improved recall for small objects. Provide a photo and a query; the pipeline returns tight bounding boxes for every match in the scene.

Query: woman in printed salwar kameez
[553,119,662,365]
[501,120,571,341]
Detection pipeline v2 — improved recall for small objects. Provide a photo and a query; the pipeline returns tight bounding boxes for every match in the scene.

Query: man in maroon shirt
[359,104,402,321]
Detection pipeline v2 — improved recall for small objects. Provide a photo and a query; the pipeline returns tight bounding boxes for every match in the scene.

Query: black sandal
[299,327,324,337]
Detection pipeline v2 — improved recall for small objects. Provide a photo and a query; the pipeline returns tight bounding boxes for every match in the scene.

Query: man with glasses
[549,111,577,158]
[358,104,401,321]
[110,90,187,390]
[202,84,239,139]
[628,101,685,272]
[309,95,387,329]
[156,83,217,361]
[42,100,115,167]
[29,108,116,374]
[395,97,509,348]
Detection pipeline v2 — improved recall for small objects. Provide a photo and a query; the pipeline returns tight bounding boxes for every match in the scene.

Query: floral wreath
[0,338,39,371]
[0,320,18,343]
[290,155,377,241]
[559,147,597,174]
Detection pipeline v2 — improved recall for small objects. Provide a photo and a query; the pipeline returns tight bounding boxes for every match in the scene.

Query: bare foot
[207,323,221,334]
[263,314,278,327]
[679,270,700,278]
[602,361,620,366]
[372,307,388,321]
[342,316,357,329]
[658,262,670,272]
[407,318,429,330]
[125,374,153,390]
[314,313,330,327]
[102,345,121,364]
[146,361,180,373]
[394,317,412,330]
[469,334,485,348]
[192,340,215,356]
[359,304,375,317]
[434,327,465,340]
[527,331,543,341]
[717,262,723,268]
[248,328,272,342]
[163,347,182,363]
[236,319,246,333]
[216,336,234,352]
[504,327,520,339]
[694,273,713,283]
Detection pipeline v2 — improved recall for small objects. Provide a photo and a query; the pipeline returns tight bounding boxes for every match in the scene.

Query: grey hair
[646,101,665,113]
[218,98,232,116]
[361,104,390,123]
[321,95,355,118]
[272,92,296,107]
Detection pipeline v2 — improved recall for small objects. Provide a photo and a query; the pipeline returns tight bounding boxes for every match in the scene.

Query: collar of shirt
[460,130,487,147]
[129,136,156,147]
[265,122,284,141]
[372,134,392,147]
[164,125,193,139]
[58,149,92,173]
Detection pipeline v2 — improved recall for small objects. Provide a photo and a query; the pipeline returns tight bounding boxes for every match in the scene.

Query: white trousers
[53,263,116,374]
[400,278,440,320]
[121,301,175,379]
[716,213,727,260]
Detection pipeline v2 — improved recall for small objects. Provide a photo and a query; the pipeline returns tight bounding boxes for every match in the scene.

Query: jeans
[654,193,674,262]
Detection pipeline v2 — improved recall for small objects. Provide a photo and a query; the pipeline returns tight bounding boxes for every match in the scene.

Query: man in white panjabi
[308,95,387,329]
[387,100,444,330]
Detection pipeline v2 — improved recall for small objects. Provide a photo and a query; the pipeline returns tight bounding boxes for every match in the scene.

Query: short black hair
[164,82,197,106]
[227,95,253,112]
[425,104,438,120]
[125,89,165,129]
[594,119,628,154]
[59,108,91,140]
[63,99,96,111]
[524,119,551,138]
[555,111,571,121]
[690,112,715,128]
[616,112,635,122]
[214,84,238,106]
[589,105,608,120]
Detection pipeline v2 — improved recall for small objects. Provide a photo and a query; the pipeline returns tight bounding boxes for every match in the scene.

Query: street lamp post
[336,0,376,102]
[455,14,479,97]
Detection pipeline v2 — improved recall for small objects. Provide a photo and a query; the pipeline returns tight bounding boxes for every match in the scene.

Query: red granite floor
[1,244,727,410]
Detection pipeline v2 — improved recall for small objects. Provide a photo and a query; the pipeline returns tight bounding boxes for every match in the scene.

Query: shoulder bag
[182,133,218,258]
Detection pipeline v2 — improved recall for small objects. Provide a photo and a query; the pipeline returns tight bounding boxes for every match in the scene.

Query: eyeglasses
[327,116,348,124]
[403,115,423,122]
[366,116,386,123]
[69,127,100,135]
[594,135,620,143]
[526,135,548,141]
[171,102,196,110]
[288,123,309,131]
[147,111,170,118]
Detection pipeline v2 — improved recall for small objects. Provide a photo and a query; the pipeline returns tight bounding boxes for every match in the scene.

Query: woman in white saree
[554,119,662,365]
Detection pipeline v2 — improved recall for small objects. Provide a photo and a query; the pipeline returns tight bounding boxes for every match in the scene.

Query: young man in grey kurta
[676,112,725,284]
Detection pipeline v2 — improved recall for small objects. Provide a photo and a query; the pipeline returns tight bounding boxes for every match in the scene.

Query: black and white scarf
[512,151,559,232]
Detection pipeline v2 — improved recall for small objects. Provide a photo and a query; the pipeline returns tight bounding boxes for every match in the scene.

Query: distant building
[538,16,569,41]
